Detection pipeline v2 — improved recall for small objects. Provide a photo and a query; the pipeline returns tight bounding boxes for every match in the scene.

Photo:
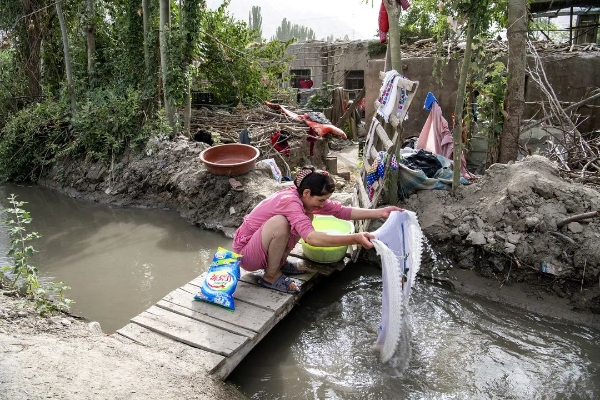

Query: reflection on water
[229,264,600,399]
[0,184,231,333]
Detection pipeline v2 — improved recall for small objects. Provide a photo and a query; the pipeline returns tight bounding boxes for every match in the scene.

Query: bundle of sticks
[189,103,325,173]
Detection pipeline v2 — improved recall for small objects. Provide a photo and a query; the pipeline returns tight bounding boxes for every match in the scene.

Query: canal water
[0,183,231,333]
[1,184,599,399]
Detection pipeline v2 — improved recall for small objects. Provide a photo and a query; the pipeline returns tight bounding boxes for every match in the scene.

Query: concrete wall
[286,40,370,88]
[364,53,600,136]
[365,57,462,137]
[287,41,600,153]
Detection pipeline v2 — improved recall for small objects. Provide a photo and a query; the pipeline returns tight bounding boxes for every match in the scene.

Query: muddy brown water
[0,183,231,333]
[1,184,599,399]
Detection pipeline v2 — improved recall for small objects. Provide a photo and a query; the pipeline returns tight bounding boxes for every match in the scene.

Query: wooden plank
[157,299,256,337]
[335,87,365,128]
[362,158,371,172]
[187,278,293,313]
[131,305,248,357]
[368,146,379,162]
[159,287,267,334]
[378,71,418,91]
[398,81,419,122]
[364,119,379,162]
[115,322,225,375]
[356,181,372,209]
[375,123,393,149]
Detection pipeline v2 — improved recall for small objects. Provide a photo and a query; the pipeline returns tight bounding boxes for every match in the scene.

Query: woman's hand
[350,206,405,220]
[378,206,404,219]
[354,232,376,249]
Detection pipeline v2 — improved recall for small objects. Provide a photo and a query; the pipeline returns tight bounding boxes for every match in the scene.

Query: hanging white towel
[376,70,400,123]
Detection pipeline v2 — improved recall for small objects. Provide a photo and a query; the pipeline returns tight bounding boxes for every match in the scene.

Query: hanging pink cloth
[417,102,475,180]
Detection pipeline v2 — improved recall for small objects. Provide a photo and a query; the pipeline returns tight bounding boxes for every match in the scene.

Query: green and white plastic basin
[301,215,355,263]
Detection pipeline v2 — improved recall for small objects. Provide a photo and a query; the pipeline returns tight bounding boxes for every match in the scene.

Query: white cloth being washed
[371,210,423,363]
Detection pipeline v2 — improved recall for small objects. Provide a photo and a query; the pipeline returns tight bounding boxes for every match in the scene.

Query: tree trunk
[21,0,43,99]
[86,0,96,84]
[385,0,402,72]
[158,0,175,130]
[142,0,150,73]
[181,0,191,136]
[383,0,402,205]
[451,22,474,194]
[56,0,76,112]
[499,0,527,163]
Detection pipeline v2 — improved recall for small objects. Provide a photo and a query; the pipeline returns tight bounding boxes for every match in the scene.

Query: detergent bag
[194,247,242,311]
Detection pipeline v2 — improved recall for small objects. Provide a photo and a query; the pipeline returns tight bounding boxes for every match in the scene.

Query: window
[344,70,364,99]
[290,69,311,88]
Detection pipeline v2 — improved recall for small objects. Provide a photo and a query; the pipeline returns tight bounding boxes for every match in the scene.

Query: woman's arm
[304,230,376,249]
[349,206,403,220]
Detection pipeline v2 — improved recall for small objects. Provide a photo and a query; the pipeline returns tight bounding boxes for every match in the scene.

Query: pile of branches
[524,41,600,189]
[399,37,598,59]
[189,103,325,173]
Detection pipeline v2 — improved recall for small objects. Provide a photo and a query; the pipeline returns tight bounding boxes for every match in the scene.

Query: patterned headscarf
[294,168,313,187]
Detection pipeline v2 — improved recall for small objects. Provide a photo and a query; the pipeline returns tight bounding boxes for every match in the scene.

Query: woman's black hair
[294,165,336,196]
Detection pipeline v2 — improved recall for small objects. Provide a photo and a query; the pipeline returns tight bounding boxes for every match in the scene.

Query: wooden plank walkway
[112,245,353,380]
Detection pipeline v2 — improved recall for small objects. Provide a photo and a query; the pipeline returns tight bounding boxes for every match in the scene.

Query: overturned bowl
[199,144,260,176]
[301,215,355,263]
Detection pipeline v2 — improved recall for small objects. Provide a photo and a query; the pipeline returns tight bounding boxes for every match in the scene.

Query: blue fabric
[397,155,470,199]
[424,92,438,111]
[239,128,251,145]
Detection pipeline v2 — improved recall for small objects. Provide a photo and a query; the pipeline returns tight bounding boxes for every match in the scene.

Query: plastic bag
[256,158,283,182]
[194,247,242,311]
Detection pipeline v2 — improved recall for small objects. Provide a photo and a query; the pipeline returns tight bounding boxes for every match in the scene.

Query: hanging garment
[366,151,399,201]
[378,1,389,43]
[377,70,409,123]
[416,101,476,180]
[270,130,290,156]
[263,101,347,139]
[423,91,438,111]
[371,210,423,363]
[397,0,411,11]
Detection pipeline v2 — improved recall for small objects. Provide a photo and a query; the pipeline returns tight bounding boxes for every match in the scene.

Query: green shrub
[0,99,71,181]
[70,88,146,162]
[1,194,72,315]
[0,88,156,182]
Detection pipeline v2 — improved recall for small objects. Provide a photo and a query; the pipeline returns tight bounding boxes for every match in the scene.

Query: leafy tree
[437,0,506,191]
[272,18,316,42]
[0,0,52,99]
[198,3,292,105]
[397,0,439,41]
[248,5,262,40]
[0,0,295,183]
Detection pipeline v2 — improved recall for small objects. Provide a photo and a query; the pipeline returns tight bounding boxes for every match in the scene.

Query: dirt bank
[0,292,248,400]
[404,155,600,320]
[2,134,600,398]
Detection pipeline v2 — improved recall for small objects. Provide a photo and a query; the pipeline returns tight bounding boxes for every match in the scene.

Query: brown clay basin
[199,143,260,176]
